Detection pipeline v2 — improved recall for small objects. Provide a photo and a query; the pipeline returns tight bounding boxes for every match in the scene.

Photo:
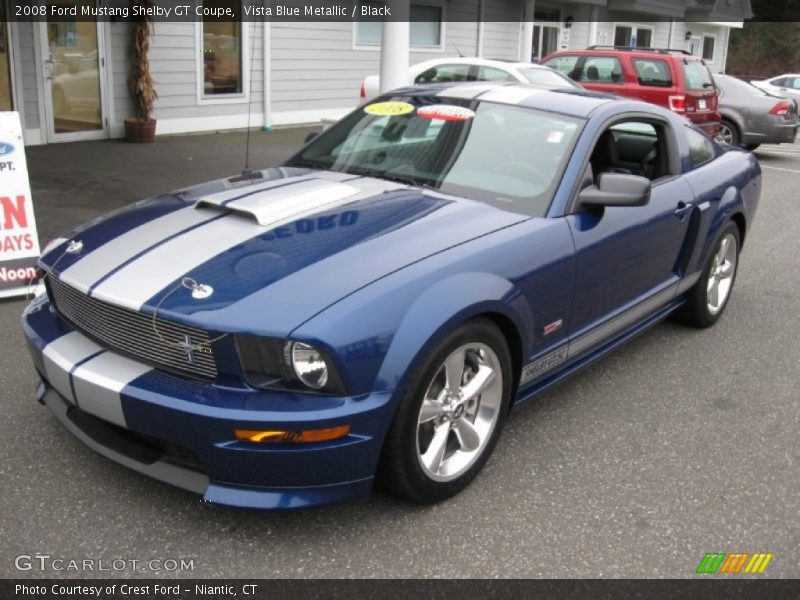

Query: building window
[614,25,653,48]
[356,2,444,48]
[201,0,243,97]
[702,35,715,61]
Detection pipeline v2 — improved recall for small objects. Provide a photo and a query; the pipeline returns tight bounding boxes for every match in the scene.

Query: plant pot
[124,118,156,143]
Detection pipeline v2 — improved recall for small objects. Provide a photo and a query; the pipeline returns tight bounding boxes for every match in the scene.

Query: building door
[39,1,108,142]
[0,7,14,110]
[533,25,559,62]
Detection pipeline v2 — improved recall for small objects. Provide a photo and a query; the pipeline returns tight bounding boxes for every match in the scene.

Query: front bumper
[22,297,395,509]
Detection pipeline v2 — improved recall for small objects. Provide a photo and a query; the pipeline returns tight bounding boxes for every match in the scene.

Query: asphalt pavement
[1,131,798,578]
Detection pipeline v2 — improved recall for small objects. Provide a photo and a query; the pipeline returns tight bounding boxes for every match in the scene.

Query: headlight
[288,342,328,390]
[235,336,345,395]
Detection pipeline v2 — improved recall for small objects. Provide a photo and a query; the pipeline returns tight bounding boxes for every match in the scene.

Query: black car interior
[589,121,670,181]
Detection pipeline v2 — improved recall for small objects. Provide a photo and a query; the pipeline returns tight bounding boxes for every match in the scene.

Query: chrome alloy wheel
[415,342,503,482]
[707,232,738,315]
[716,122,735,145]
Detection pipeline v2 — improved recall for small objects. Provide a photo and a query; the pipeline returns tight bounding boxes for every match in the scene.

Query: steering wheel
[497,160,550,187]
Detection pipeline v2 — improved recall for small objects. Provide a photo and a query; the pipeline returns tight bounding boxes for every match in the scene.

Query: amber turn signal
[235,425,351,444]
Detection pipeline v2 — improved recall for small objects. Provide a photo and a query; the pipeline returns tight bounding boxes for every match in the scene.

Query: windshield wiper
[284,158,332,171]
[375,171,440,192]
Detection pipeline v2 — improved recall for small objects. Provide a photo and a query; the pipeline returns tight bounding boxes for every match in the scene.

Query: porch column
[519,0,535,62]
[379,0,410,94]
[588,6,599,46]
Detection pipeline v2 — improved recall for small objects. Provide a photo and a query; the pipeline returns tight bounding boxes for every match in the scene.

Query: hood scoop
[195,179,362,227]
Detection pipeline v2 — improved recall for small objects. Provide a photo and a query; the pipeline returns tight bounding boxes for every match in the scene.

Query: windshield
[682,60,715,91]
[287,96,582,217]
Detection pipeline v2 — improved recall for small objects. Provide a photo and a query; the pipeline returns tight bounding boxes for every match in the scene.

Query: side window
[685,127,715,167]
[770,77,789,87]
[632,58,672,87]
[579,57,624,84]
[477,66,516,83]
[414,64,472,84]
[589,119,670,182]
[542,55,579,78]
[790,77,800,90]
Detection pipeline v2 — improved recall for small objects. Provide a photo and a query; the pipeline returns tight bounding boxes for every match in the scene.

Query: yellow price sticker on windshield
[364,101,415,117]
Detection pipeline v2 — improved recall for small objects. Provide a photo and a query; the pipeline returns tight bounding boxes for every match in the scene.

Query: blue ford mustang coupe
[22,83,761,509]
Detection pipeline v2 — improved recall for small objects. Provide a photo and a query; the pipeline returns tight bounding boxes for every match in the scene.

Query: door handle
[674,201,693,218]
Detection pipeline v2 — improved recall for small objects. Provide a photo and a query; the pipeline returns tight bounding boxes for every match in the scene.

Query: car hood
[43,168,527,336]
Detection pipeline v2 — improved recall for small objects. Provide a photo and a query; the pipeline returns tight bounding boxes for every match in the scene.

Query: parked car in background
[359,57,579,100]
[542,46,721,137]
[25,82,760,509]
[714,74,798,150]
[751,74,800,104]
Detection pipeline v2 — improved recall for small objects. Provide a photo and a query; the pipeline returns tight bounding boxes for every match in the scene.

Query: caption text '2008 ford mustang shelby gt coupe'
[22,83,761,509]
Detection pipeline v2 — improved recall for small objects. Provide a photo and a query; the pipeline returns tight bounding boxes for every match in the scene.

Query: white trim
[612,22,656,48]
[35,18,110,143]
[101,21,116,134]
[155,107,351,135]
[262,20,271,130]
[353,0,446,52]
[3,21,18,110]
[23,128,43,146]
[195,16,252,106]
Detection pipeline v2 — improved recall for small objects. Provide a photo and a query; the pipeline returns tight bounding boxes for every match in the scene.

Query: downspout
[667,18,674,50]
[261,11,272,131]
[477,0,485,58]
[588,6,598,46]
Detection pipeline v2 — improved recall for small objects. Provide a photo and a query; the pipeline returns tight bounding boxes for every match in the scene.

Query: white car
[359,57,580,101]
[751,74,800,104]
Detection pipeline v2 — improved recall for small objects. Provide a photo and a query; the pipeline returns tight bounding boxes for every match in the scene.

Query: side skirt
[512,298,684,408]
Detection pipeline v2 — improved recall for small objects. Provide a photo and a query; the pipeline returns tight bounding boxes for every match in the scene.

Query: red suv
[542,46,720,137]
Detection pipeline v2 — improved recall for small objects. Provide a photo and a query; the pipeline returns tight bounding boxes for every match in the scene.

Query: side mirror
[578,172,651,208]
[304,131,320,144]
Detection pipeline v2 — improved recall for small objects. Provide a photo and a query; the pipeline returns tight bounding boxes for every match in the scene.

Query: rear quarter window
[685,126,716,167]
[632,58,672,87]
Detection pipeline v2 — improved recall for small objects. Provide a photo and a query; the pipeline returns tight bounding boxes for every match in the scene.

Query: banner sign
[0,111,41,299]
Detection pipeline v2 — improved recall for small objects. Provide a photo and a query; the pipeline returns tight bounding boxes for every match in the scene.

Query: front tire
[377,319,512,503]
[674,221,740,328]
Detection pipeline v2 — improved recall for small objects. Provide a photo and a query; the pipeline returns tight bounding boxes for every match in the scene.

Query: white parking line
[761,164,800,175]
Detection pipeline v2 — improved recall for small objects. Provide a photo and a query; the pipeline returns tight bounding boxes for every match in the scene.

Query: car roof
[414,57,543,70]
[544,48,704,61]
[394,81,619,119]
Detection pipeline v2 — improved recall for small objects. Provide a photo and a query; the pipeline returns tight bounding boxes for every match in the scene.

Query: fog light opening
[235,425,351,444]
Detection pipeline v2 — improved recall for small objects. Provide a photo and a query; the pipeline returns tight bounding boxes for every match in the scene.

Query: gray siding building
[0,0,752,145]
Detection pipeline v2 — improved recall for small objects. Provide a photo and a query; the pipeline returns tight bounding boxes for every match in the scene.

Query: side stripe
[520,283,678,386]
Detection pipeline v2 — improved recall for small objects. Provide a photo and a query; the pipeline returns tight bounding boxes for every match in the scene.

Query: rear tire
[716,119,740,147]
[377,319,512,503]
[674,221,740,328]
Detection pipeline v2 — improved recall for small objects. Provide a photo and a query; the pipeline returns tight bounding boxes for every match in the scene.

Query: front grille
[48,276,218,381]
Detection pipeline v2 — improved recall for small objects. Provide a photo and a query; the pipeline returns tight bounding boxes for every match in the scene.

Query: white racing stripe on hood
[89,177,401,310]
[59,205,214,293]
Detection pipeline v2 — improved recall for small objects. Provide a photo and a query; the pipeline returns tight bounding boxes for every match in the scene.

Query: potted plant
[124,0,158,142]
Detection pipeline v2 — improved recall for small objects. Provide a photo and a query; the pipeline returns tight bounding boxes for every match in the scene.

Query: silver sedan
[715,74,798,150]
